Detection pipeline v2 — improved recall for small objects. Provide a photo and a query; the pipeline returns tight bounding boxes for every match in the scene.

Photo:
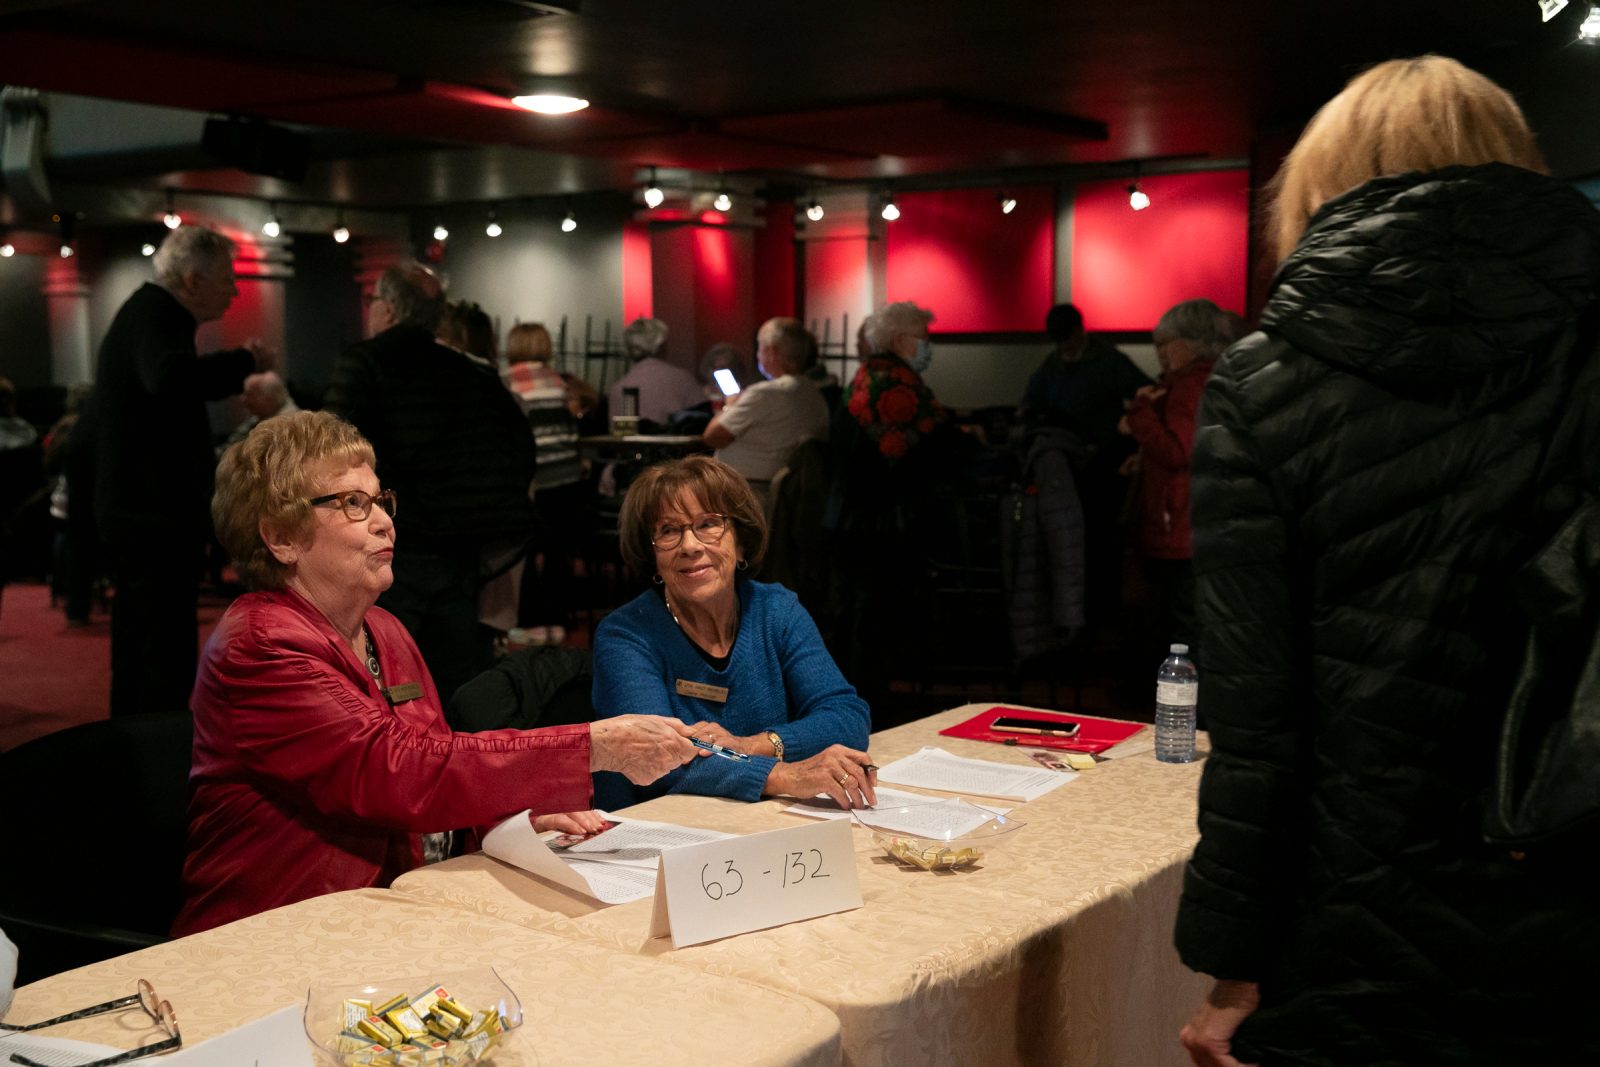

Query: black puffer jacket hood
[1264,162,1600,399]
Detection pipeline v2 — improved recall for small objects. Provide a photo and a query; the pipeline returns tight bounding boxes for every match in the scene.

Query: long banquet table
[3,888,841,1067]
[390,705,1211,1067]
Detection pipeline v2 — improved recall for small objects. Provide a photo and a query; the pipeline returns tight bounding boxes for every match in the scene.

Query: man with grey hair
[221,370,299,450]
[607,316,702,427]
[702,318,829,496]
[77,223,275,716]
[325,262,536,705]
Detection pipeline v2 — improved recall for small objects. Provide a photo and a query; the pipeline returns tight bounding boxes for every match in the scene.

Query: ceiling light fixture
[713,189,733,213]
[141,242,156,256]
[1128,181,1151,211]
[643,167,665,209]
[511,93,590,115]
[58,213,75,258]
[332,208,350,244]
[806,199,825,222]
[0,242,14,258]
[163,190,181,230]
[561,209,577,233]
[432,219,449,242]
[1581,5,1600,38]
[880,193,900,222]
[1539,0,1568,21]
[485,208,503,238]
[262,203,281,239]
[999,193,1018,215]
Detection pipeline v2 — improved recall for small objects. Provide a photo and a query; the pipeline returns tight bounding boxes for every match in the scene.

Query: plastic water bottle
[1155,643,1198,764]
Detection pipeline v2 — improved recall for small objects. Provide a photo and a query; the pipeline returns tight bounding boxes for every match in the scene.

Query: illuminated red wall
[885,185,1054,333]
[1071,170,1249,332]
[622,221,652,322]
[754,199,796,320]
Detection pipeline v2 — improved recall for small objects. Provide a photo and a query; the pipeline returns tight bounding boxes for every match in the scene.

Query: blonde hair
[213,410,376,591]
[1269,55,1546,263]
[506,322,554,364]
[617,456,767,579]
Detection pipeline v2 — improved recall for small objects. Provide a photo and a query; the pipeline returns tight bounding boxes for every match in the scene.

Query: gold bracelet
[766,730,785,760]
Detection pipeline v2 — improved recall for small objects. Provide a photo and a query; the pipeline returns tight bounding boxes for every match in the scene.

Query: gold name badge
[383,682,424,704]
[675,679,730,703]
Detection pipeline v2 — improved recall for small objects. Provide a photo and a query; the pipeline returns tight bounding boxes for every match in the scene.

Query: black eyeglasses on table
[0,978,181,1067]
[308,488,397,521]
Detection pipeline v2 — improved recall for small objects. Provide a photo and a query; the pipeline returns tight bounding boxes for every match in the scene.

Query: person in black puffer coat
[1175,56,1600,1067]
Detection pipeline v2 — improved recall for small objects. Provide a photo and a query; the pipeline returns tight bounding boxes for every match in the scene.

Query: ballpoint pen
[691,737,751,762]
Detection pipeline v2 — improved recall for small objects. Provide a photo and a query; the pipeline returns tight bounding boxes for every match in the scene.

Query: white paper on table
[874,746,1076,801]
[0,1034,119,1067]
[0,1006,312,1067]
[482,810,733,904]
[782,786,1011,820]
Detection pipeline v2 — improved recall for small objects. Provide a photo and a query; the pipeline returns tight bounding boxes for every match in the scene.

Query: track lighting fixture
[713,190,732,213]
[0,242,14,258]
[163,190,181,230]
[262,203,281,239]
[432,220,449,242]
[806,199,825,222]
[1128,182,1151,211]
[141,243,156,256]
[561,210,577,233]
[485,209,503,238]
[1539,0,1568,21]
[880,194,900,222]
[999,193,1018,215]
[511,93,590,115]
[332,208,350,244]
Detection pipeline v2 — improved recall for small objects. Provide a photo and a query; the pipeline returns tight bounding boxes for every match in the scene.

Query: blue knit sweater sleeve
[591,581,871,805]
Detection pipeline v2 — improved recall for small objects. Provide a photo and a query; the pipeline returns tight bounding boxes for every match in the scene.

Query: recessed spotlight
[561,210,577,233]
[511,94,590,115]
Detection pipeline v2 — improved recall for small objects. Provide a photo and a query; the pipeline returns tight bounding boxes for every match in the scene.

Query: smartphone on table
[990,716,1081,738]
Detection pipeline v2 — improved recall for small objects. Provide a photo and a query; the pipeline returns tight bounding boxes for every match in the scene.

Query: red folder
[938,706,1146,754]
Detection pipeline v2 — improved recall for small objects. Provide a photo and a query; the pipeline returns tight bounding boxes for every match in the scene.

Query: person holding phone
[702,318,830,503]
[592,455,877,810]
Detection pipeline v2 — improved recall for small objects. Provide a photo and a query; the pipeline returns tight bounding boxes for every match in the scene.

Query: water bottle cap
[1169,643,1189,654]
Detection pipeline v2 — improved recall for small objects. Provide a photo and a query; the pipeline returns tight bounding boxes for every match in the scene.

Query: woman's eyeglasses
[651,513,729,551]
[1,978,181,1066]
[308,488,398,522]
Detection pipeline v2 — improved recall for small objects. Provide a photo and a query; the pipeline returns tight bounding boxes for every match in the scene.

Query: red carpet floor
[0,581,226,753]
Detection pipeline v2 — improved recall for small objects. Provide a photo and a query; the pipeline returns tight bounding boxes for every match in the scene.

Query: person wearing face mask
[1117,298,1230,662]
[844,301,947,462]
[701,318,830,502]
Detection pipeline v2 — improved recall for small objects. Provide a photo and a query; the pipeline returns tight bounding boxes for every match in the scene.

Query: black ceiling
[1,0,1596,207]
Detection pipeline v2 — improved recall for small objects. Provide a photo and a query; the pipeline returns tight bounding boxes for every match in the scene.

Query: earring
[736,559,749,571]
[652,573,665,585]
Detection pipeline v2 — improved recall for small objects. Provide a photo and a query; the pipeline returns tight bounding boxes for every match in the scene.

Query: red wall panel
[1071,170,1249,332]
[884,186,1054,333]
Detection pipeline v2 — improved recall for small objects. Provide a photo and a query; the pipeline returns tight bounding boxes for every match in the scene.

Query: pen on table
[864,764,879,774]
[691,737,751,762]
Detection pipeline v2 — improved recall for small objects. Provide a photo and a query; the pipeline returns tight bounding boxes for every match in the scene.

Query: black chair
[0,712,193,985]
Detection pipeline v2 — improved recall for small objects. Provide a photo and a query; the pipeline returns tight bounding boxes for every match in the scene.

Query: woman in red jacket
[173,411,702,935]
[1120,299,1234,660]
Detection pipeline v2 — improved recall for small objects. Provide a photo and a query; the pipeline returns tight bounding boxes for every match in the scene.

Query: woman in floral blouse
[845,301,946,461]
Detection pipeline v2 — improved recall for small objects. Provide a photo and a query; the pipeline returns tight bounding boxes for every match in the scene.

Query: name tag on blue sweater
[676,679,729,702]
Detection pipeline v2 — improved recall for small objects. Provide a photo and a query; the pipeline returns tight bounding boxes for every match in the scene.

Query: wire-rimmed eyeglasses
[651,513,729,551]
[308,488,398,522]
[1,978,181,1066]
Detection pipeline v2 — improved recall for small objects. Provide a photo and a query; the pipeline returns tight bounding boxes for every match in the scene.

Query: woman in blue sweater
[593,456,877,808]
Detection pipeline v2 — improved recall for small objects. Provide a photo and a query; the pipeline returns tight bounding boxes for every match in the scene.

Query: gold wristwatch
[766,730,785,760]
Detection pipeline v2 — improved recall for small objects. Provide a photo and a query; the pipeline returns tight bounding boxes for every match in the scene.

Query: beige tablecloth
[5,889,840,1067]
[391,704,1211,1067]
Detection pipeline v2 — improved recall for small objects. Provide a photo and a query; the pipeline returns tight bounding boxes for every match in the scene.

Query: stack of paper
[873,747,1076,802]
[483,811,732,904]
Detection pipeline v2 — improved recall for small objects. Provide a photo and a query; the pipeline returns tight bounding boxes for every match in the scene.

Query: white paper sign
[648,818,862,948]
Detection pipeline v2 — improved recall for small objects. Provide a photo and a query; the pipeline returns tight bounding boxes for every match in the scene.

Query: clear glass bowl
[851,798,1026,870]
[304,966,522,1066]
